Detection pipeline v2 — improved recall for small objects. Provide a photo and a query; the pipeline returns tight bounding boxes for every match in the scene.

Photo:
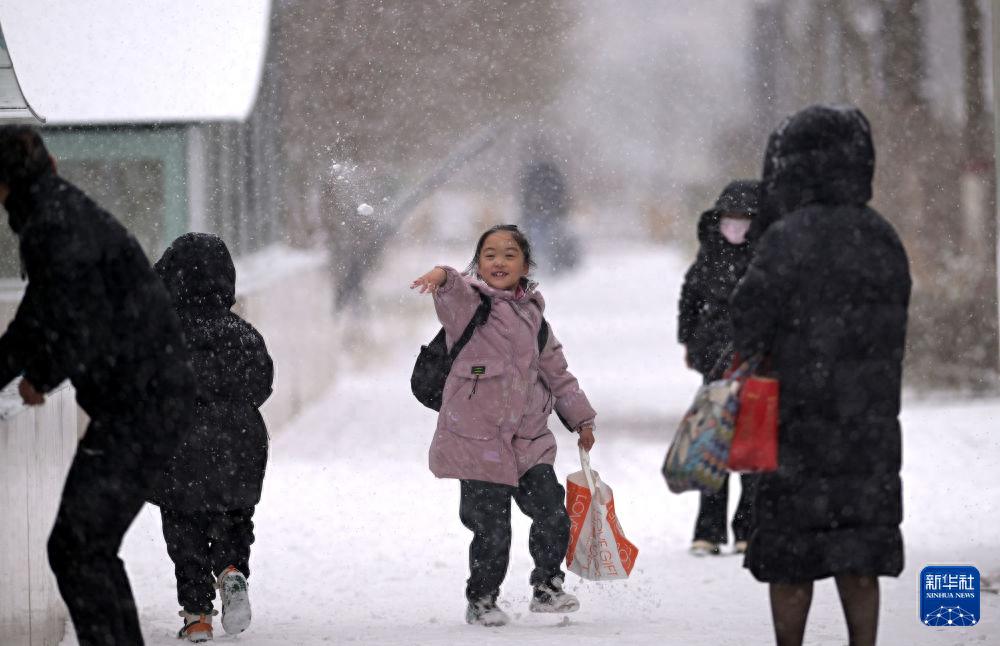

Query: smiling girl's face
[477,231,529,291]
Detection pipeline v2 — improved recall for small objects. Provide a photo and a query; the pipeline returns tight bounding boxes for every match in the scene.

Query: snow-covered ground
[62,241,1000,645]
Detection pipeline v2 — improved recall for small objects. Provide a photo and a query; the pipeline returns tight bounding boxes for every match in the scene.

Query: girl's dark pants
[160,508,256,613]
[694,473,759,544]
[460,464,570,602]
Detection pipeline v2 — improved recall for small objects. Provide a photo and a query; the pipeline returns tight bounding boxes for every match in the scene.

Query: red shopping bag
[727,375,779,472]
[565,448,638,580]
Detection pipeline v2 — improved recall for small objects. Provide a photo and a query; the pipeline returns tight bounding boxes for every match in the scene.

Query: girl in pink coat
[411,224,597,627]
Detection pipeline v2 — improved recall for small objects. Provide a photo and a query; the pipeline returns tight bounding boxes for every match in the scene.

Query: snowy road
[62,243,1000,645]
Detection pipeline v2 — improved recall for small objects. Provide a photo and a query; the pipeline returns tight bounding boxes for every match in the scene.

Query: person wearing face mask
[677,179,760,557]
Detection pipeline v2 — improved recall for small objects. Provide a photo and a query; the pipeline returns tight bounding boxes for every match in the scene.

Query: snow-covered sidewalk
[62,243,999,645]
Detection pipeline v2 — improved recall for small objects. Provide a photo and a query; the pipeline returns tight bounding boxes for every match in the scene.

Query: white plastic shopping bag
[565,447,639,580]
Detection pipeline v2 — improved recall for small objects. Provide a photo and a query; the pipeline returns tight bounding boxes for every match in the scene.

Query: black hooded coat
[731,105,911,583]
[149,233,273,511]
[678,180,759,377]
[0,170,193,459]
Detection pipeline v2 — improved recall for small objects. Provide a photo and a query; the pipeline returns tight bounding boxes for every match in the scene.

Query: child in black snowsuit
[149,233,274,642]
[678,180,760,556]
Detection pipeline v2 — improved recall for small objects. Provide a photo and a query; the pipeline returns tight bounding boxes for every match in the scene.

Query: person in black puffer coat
[0,126,194,646]
[150,233,273,641]
[731,105,910,646]
[678,179,760,556]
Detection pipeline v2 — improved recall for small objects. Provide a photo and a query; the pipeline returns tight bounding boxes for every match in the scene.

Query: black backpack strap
[447,291,492,362]
[537,318,549,354]
[535,318,573,431]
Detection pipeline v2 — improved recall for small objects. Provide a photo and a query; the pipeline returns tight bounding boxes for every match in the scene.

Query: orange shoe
[177,610,214,642]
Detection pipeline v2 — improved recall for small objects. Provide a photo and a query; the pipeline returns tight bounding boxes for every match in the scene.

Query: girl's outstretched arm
[411,265,482,347]
[410,267,447,294]
[538,325,597,440]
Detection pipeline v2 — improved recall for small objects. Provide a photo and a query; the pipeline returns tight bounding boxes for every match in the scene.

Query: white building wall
[0,385,77,646]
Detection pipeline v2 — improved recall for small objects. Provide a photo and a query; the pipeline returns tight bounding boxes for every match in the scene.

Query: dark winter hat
[713,179,760,215]
[0,125,52,188]
[764,104,874,215]
[697,180,760,246]
[155,233,236,310]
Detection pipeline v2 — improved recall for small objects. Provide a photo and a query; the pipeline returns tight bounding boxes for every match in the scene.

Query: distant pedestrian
[731,105,910,646]
[0,125,194,646]
[411,224,597,626]
[150,233,273,642]
[520,160,577,273]
[678,179,761,556]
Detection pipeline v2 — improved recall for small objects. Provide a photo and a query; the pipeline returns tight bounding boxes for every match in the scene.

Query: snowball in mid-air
[357,203,374,216]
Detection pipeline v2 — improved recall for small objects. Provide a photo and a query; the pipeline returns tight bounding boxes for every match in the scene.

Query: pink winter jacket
[429,266,597,486]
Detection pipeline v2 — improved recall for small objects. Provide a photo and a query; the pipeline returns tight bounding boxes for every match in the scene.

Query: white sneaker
[465,597,510,626]
[217,566,251,634]
[690,539,721,556]
[529,576,580,613]
[177,610,214,643]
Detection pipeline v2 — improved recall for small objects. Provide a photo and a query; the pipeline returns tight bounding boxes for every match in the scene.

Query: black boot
[529,576,579,613]
[465,595,510,626]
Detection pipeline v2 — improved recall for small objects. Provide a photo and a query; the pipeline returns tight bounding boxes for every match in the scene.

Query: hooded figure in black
[731,105,910,646]
[150,233,273,639]
[679,180,760,375]
[0,126,194,646]
[678,180,760,554]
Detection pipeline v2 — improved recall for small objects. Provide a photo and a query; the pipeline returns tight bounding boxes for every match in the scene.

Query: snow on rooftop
[0,0,270,125]
[0,24,42,122]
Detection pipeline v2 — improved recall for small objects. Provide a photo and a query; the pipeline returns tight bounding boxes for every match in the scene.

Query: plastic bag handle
[578,446,601,500]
